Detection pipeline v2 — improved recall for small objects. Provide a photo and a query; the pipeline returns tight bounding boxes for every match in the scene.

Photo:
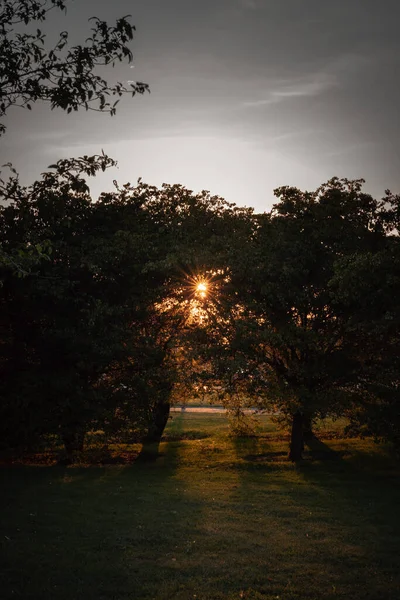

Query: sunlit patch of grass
[1,412,400,599]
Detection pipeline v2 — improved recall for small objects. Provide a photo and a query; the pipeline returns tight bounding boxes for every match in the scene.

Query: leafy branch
[0,0,149,135]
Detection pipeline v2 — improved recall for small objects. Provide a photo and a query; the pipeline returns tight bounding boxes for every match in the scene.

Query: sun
[183,273,212,303]
[196,281,208,298]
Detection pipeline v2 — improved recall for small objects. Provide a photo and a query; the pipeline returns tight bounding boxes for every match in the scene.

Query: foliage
[0,169,256,458]
[0,155,126,451]
[0,157,174,454]
[222,178,394,457]
[330,239,400,449]
[0,0,149,135]
[1,160,400,461]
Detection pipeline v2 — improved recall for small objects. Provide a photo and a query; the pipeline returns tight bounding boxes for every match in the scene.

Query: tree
[0,168,254,461]
[0,155,125,456]
[0,157,181,460]
[0,0,149,135]
[113,181,255,451]
[227,178,390,460]
[163,196,258,433]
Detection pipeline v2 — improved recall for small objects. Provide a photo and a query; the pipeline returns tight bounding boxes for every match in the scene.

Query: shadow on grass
[226,427,400,599]
[230,429,290,473]
[135,407,194,463]
[164,411,213,442]
[3,413,400,600]
[295,434,400,598]
[303,434,350,460]
[162,430,210,441]
[0,427,206,600]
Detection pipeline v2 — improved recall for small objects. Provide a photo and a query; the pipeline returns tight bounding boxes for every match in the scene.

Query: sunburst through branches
[183,274,214,323]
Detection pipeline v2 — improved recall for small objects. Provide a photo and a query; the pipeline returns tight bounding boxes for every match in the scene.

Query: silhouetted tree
[226,178,391,460]
[0,0,149,135]
[0,170,254,461]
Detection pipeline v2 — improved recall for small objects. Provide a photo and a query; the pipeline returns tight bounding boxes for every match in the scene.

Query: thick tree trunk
[61,430,85,464]
[288,410,304,461]
[138,400,171,462]
[144,400,171,444]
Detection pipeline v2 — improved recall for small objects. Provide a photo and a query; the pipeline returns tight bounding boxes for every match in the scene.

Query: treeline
[1,2,400,462]
[1,159,399,462]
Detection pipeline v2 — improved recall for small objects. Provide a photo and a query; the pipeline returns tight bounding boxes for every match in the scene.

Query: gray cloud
[242,71,337,107]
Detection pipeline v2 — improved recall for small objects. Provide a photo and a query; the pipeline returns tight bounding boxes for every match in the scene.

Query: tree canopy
[0,0,149,135]
[0,159,253,461]
[201,178,400,459]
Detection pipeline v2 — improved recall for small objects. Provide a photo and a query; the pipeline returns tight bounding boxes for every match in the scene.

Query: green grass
[1,412,400,600]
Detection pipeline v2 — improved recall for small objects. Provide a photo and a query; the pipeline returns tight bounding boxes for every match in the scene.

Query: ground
[1,411,399,600]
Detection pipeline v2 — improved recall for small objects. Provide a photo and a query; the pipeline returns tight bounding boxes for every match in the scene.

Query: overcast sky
[1,0,400,212]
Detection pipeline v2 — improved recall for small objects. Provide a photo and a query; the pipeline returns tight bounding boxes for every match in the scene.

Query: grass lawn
[1,412,400,600]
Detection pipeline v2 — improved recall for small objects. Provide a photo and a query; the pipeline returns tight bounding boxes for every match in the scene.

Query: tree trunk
[288,410,304,461]
[138,401,171,462]
[61,430,85,464]
[144,400,171,444]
